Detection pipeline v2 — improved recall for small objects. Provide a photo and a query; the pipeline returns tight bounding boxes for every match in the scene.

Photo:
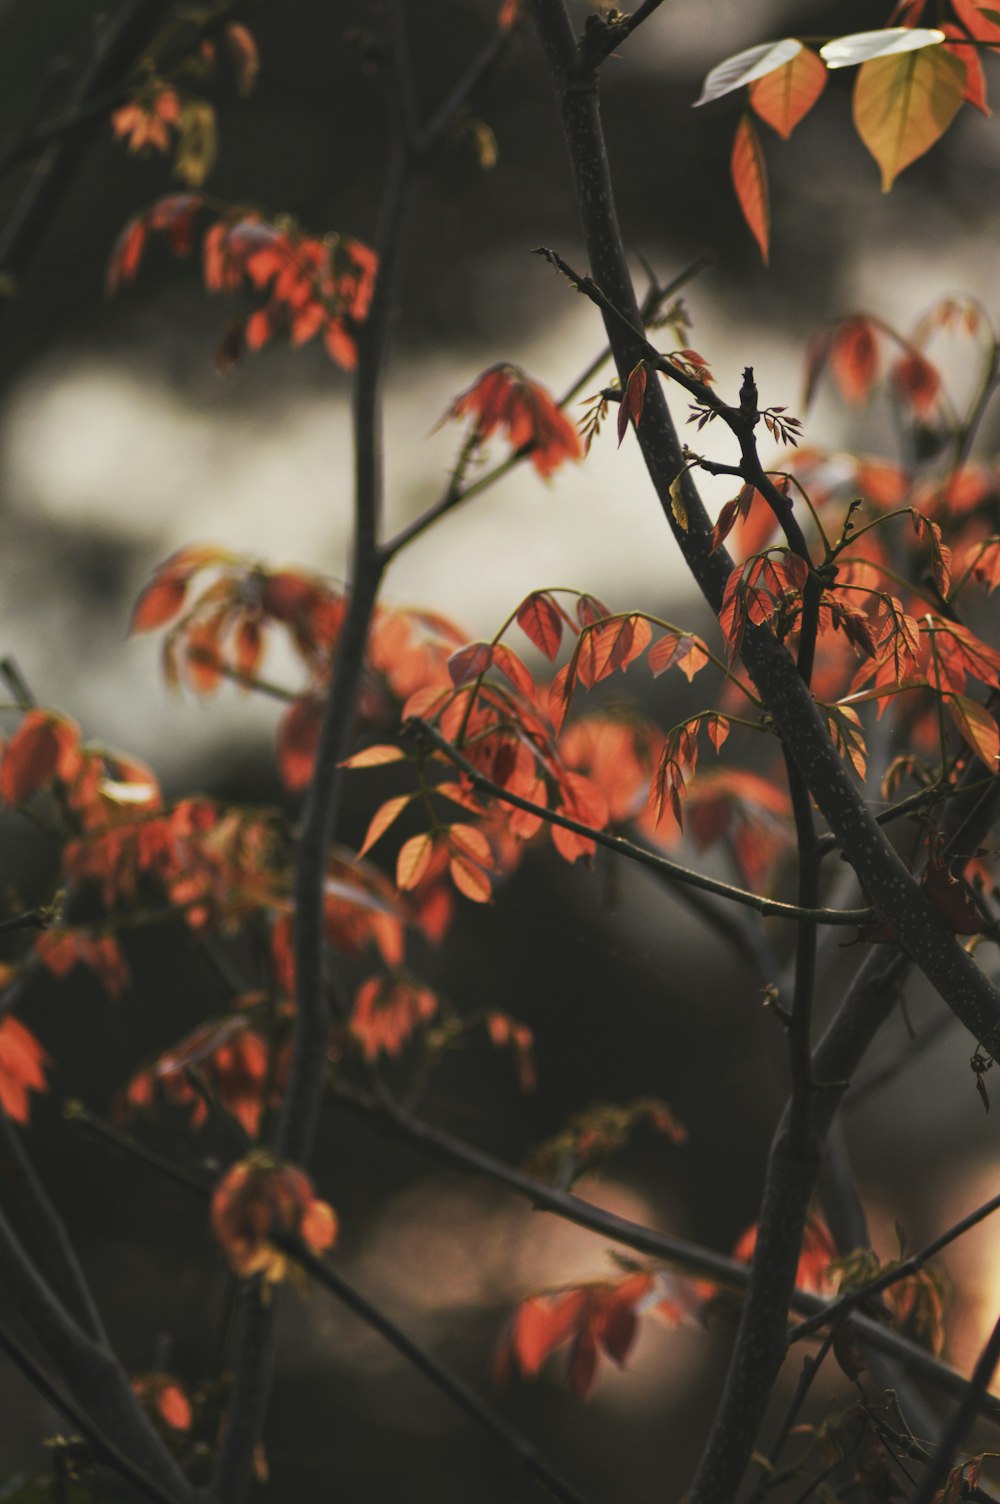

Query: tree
[1,1,1000,1501]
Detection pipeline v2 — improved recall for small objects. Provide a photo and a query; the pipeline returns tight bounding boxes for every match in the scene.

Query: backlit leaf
[0,1016,48,1123]
[731,115,770,263]
[397,832,434,889]
[449,854,493,903]
[0,710,81,805]
[829,317,881,404]
[492,642,535,698]
[951,0,1000,48]
[516,591,563,660]
[821,27,945,69]
[617,363,647,446]
[358,795,413,859]
[694,39,803,107]
[946,693,1000,767]
[448,641,495,686]
[853,45,965,192]
[341,744,406,769]
[749,45,827,138]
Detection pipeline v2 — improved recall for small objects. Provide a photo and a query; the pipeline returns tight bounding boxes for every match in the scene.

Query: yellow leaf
[396,831,433,890]
[749,46,827,140]
[669,471,689,531]
[852,45,965,192]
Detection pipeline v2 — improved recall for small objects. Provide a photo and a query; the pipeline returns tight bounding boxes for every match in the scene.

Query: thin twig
[0,1104,107,1345]
[270,1231,593,1504]
[0,1318,185,1504]
[412,717,874,926]
[0,0,173,301]
[910,1311,1000,1504]
[790,1190,1000,1344]
[66,1089,1000,1438]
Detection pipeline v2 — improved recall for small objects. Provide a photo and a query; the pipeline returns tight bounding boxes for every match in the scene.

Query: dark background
[1,2,1000,1499]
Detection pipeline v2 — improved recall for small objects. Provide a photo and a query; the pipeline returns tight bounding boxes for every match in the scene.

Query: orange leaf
[516,591,563,661]
[730,115,769,264]
[941,23,991,112]
[106,215,147,294]
[449,854,493,902]
[829,317,881,404]
[0,710,81,805]
[211,1151,337,1282]
[492,642,535,699]
[617,362,647,445]
[648,632,708,681]
[341,744,406,769]
[0,1016,48,1123]
[853,45,965,192]
[276,696,322,792]
[397,831,434,890]
[891,350,941,417]
[749,45,827,138]
[551,772,609,863]
[951,0,1000,48]
[945,693,1000,768]
[358,795,413,859]
[130,571,189,631]
[448,641,495,687]
[157,1383,193,1431]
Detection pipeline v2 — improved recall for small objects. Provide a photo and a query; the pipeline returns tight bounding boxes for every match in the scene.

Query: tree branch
[0,1203,199,1502]
[411,717,874,926]
[0,0,173,303]
[269,1231,594,1504]
[525,10,1000,1500]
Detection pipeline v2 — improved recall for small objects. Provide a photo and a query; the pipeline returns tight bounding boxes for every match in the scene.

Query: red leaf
[491,642,535,698]
[358,795,413,858]
[730,115,769,264]
[945,693,1000,768]
[648,632,709,680]
[576,615,651,687]
[106,215,148,294]
[516,591,563,661]
[829,317,881,404]
[951,0,1000,48]
[749,44,827,139]
[448,641,495,687]
[130,578,188,633]
[942,22,991,112]
[617,363,647,446]
[891,351,941,418]
[0,710,81,805]
[276,696,322,791]
[551,772,609,863]
[0,1016,48,1123]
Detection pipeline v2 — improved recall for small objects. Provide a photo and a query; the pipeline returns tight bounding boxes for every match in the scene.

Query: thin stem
[0,1203,199,1502]
[269,1232,594,1504]
[0,0,173,302]
[381,256,712,562]
[67,1092,1000,1434]
[412,717,874,925]
[0,1318,185,1504]
[745,1331,835,1504]
[0,1105,107,1346]
[911,1311,1000,1504]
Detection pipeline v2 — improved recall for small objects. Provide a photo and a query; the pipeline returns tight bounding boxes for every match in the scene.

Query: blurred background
[1,0,1000,1498]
